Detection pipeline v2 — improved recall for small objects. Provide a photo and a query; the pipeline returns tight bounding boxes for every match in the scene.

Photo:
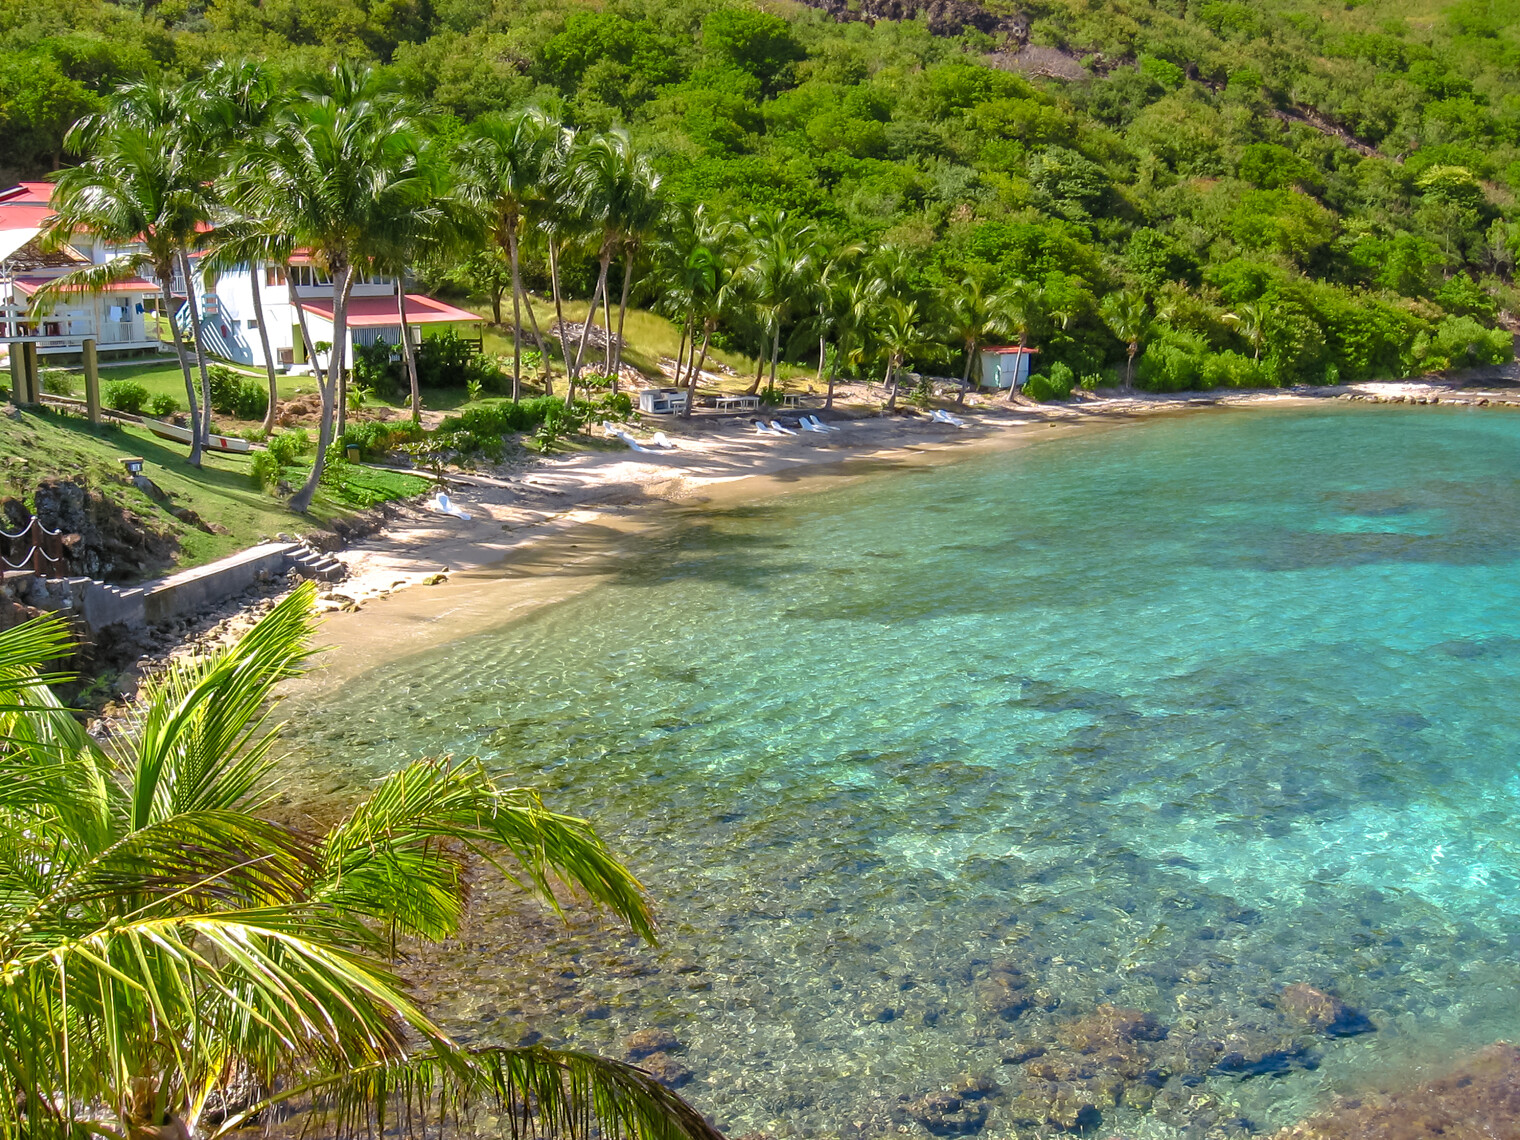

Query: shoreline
[125,373,1517,702]
[290,376,1519,685]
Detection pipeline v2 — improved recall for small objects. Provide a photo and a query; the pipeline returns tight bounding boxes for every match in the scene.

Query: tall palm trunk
[817,336,826,386]
[885,354,902,411]
[506,225,549,396]
[768,322,781,386]
[684,321,711,419]
[672,314,690,388]
[748,345,766,395]
[1126,344,1137,390]
[396,279,419,420]
[548,240,574,405]
[573,249,611,379]
[158,273,202,468]
[612,247,634,389]
[288,276,320,388]
[178,251,213,445]
[824,349,839,411]
[249,267,280,434]
[292,264,351,514]
[957,340,974,406]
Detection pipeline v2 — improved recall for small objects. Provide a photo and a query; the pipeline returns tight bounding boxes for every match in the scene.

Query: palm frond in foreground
[0,582,718,1140]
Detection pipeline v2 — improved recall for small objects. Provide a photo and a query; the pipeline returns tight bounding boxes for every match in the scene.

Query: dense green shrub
[1024,363,1075,401]
[104,380,149,414]
[352,339,403,397]
[437,397,563,439]
[40,370,72,396]
[207,366,268,420]
[148,393,178,416]
[266,428,310,467]
[337,420,426,460]
[1414,315,1514,371]
[250,450,282,491]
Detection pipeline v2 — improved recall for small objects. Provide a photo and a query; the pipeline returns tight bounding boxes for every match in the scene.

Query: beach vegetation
[0,587,722,1140]
[11,0,1520,417]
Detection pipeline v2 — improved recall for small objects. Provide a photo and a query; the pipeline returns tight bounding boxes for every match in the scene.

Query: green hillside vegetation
[4,0,1519,394]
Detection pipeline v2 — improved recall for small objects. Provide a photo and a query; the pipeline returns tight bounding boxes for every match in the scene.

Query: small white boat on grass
[145,418,253,454]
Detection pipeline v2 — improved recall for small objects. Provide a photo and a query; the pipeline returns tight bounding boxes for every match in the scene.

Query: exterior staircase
[288,548,346,582]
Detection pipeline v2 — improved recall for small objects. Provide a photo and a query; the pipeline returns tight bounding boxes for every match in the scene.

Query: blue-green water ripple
[282,405,1520,1137]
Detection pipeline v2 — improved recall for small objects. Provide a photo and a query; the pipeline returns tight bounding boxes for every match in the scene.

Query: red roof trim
[300,294,482,328]
[983,345,1039,354]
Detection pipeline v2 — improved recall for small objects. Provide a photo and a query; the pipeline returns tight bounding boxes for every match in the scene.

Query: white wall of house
[206,261,404,370]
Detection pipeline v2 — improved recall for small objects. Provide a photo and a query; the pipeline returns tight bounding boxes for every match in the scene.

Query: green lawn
[0,406,428,577]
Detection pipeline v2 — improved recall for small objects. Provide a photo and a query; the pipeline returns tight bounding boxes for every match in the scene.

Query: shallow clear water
[283,405,1520,1137]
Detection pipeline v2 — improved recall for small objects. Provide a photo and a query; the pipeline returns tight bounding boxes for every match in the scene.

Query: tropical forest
[5,0,1519,393]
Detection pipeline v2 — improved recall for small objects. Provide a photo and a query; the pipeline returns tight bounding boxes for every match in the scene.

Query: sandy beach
[267,373,1517,688]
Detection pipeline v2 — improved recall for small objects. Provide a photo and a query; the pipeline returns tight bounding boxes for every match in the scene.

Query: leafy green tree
[0,588,725,1140]
[701,8,804,97]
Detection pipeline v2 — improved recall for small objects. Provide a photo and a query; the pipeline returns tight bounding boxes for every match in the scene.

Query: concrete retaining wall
[3,543,301,635]
[140,543,298,627]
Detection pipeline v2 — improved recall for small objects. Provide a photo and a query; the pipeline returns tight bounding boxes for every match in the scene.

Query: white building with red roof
[0,182,162,355]
[1,180,482,370]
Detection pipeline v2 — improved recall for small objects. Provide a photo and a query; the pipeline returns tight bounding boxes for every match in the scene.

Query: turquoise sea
[283,404,1520,1137]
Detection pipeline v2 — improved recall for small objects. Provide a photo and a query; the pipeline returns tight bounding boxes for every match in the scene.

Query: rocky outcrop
[2,479,177,582]
[1271,1043,1520,1139]
[790,0,1027,41]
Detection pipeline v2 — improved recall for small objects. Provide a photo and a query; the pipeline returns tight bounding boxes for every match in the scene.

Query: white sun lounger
[755,420,780,435]
[930,409,968,427]
[429,492,472,521]
[805,415,841,432]
[770,420,797,435]
[800,417,829,433]
[649,432,677,449]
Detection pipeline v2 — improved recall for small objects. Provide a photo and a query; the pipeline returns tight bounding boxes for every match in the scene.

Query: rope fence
[0,517,67,574]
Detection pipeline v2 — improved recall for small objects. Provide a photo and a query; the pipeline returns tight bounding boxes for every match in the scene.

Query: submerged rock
[638,1051,693,1089]
[977,961,1033,1021]
[1270,1042,1520,1138]
[624,1027,681,1059]
[896,1091,989,1135]
[1279,984,1375,1037]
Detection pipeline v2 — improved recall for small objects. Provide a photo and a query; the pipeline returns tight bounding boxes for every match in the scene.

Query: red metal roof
[0,183,53,206]
[300,294,481,328]
[13,275,158,295]
[983,345,1039,354]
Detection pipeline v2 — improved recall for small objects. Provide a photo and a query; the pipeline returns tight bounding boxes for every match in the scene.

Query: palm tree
[826,272,886,410]
[456,109,562,401]
[609,145,664,388]
[1224,301,1265,361]
[743,210,815,395]
[529,124,583,401]
[876,296,929,411]
[367,138,462,421]
[39,81,212,465]
[565,131,662,395]
[0,588,724,1140]
[997,279,1044,400]
[807,240,869,410]
[239,63,431,512]
[942,275,1005,405]
[1100,289,1148,390]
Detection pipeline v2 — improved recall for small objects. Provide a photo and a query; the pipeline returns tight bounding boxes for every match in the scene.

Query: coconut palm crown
[0,584,723,1140]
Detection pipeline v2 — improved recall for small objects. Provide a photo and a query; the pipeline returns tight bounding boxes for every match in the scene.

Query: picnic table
[713,394,761,412]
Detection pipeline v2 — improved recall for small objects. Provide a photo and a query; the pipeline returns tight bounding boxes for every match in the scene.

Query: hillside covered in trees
[5,0,1520,390]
